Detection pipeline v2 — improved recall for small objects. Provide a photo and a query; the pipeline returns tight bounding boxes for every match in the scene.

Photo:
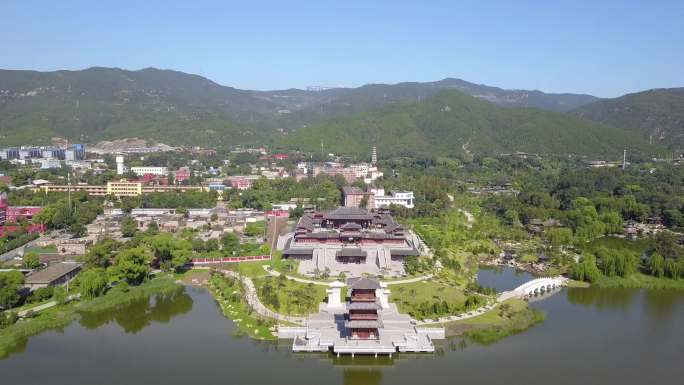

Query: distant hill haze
[253,78,599,114]
[571,88,684,153]
[0,66,667,157]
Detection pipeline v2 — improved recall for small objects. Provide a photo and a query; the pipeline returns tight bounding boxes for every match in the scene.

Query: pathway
[216,269,306,325]
[15,294,80,318]
[416,276,568,325]
[415,303,498,325]
[459,209,475,228]
[262,265,433,286]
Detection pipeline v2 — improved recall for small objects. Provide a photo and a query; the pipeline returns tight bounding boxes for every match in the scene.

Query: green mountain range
[279,90,657,158]
[572,88,684,153]
[0,67,277,147]
[0,67,670,158]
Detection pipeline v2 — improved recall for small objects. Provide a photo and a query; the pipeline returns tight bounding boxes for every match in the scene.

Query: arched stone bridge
[497,276,569,302]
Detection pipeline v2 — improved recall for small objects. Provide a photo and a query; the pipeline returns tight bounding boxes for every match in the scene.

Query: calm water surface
[2,269,683,385]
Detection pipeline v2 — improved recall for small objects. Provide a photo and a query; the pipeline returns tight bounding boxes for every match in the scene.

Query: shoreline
[0,276,182,359]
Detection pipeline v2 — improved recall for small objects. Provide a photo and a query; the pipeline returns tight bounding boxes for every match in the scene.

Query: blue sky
[2,0,683,97]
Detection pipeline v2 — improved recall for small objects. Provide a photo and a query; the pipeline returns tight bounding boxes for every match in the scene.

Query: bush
[28,287,54,303]
[0,311,18,329]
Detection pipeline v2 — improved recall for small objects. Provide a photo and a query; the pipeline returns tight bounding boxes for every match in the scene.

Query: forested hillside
[572,88,684,153]
[0,67,278,146]
[279,90,658,158]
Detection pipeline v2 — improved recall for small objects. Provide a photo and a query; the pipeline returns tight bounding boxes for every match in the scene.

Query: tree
[33,206,56,227]
[170,249,192,273]
[121,215,138,237]
[22,252,41,269]
[664,258,680,279]
[147,220,159,234]
[205,238,219,252]
[83,238,119,268]
[649,253,665,278]
[546,228,573,247]
[571,255,601,282]
[221,232,240,256]
[79,268,109,299]
[0,271,24,309]
[69,222,87,238]
[108,248,150,285]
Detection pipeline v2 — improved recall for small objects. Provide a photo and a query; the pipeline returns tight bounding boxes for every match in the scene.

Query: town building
[0,144,85,161]
[282,207,422,277]
[342,186,374,208]
[343,187,414,209]
[174,167,191,183]
[116,156,126,175]
[0,194,7,226]
[229,176,252,190]
[371,188,415,209]
[6,206,43,222]
[38,181,206,197]
[129,166,168,177]
[24,262,83,290]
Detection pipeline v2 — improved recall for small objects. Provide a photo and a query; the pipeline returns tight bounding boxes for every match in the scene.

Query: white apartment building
[129,166,168,176]
[371,188,414,209]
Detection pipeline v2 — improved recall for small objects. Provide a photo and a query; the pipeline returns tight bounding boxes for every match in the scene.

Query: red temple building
[345,278,383,340]
[282,207,419,276]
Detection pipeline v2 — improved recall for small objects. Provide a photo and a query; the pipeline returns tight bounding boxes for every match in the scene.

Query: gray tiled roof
[24,262,83,284]
[348,277,381,290]
[336,248,367,257]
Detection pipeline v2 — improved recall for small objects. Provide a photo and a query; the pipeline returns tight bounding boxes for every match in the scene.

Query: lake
[2,269,683,385]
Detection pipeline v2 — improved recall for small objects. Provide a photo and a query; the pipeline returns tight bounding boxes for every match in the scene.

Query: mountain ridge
[571,87,684,153]
[0,66,669,158]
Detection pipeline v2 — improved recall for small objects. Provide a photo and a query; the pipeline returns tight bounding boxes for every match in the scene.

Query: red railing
[190,255,271,265]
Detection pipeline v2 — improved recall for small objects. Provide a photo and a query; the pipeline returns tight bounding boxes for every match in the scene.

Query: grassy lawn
[390,280,470,320]
[584,236,653,255]
[593,273,684,290]
[24,245,58,254]
[438,299,546,344]
[208,274,276,340]
[252,276,326,316]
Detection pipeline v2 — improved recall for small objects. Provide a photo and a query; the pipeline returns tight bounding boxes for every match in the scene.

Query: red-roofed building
[0,223,45,237]
[273,153,289,161]
[7,206,42,222]
[137,174,169,185]
[0,196,7,226]
[230,177,252,190]
[175,167,191,183]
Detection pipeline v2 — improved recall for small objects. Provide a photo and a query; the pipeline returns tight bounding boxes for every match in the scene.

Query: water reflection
[477,265,534,292]
[642,289,684,328]
[79,287,193,333]
[343,367,383,385]
[566,286,639,311]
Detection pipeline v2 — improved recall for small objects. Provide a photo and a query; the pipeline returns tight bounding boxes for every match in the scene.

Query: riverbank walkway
[216,269,306,325]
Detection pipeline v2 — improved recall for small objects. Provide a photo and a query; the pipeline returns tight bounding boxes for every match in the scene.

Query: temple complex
[279,278,444,356]
[282,207,423,277]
